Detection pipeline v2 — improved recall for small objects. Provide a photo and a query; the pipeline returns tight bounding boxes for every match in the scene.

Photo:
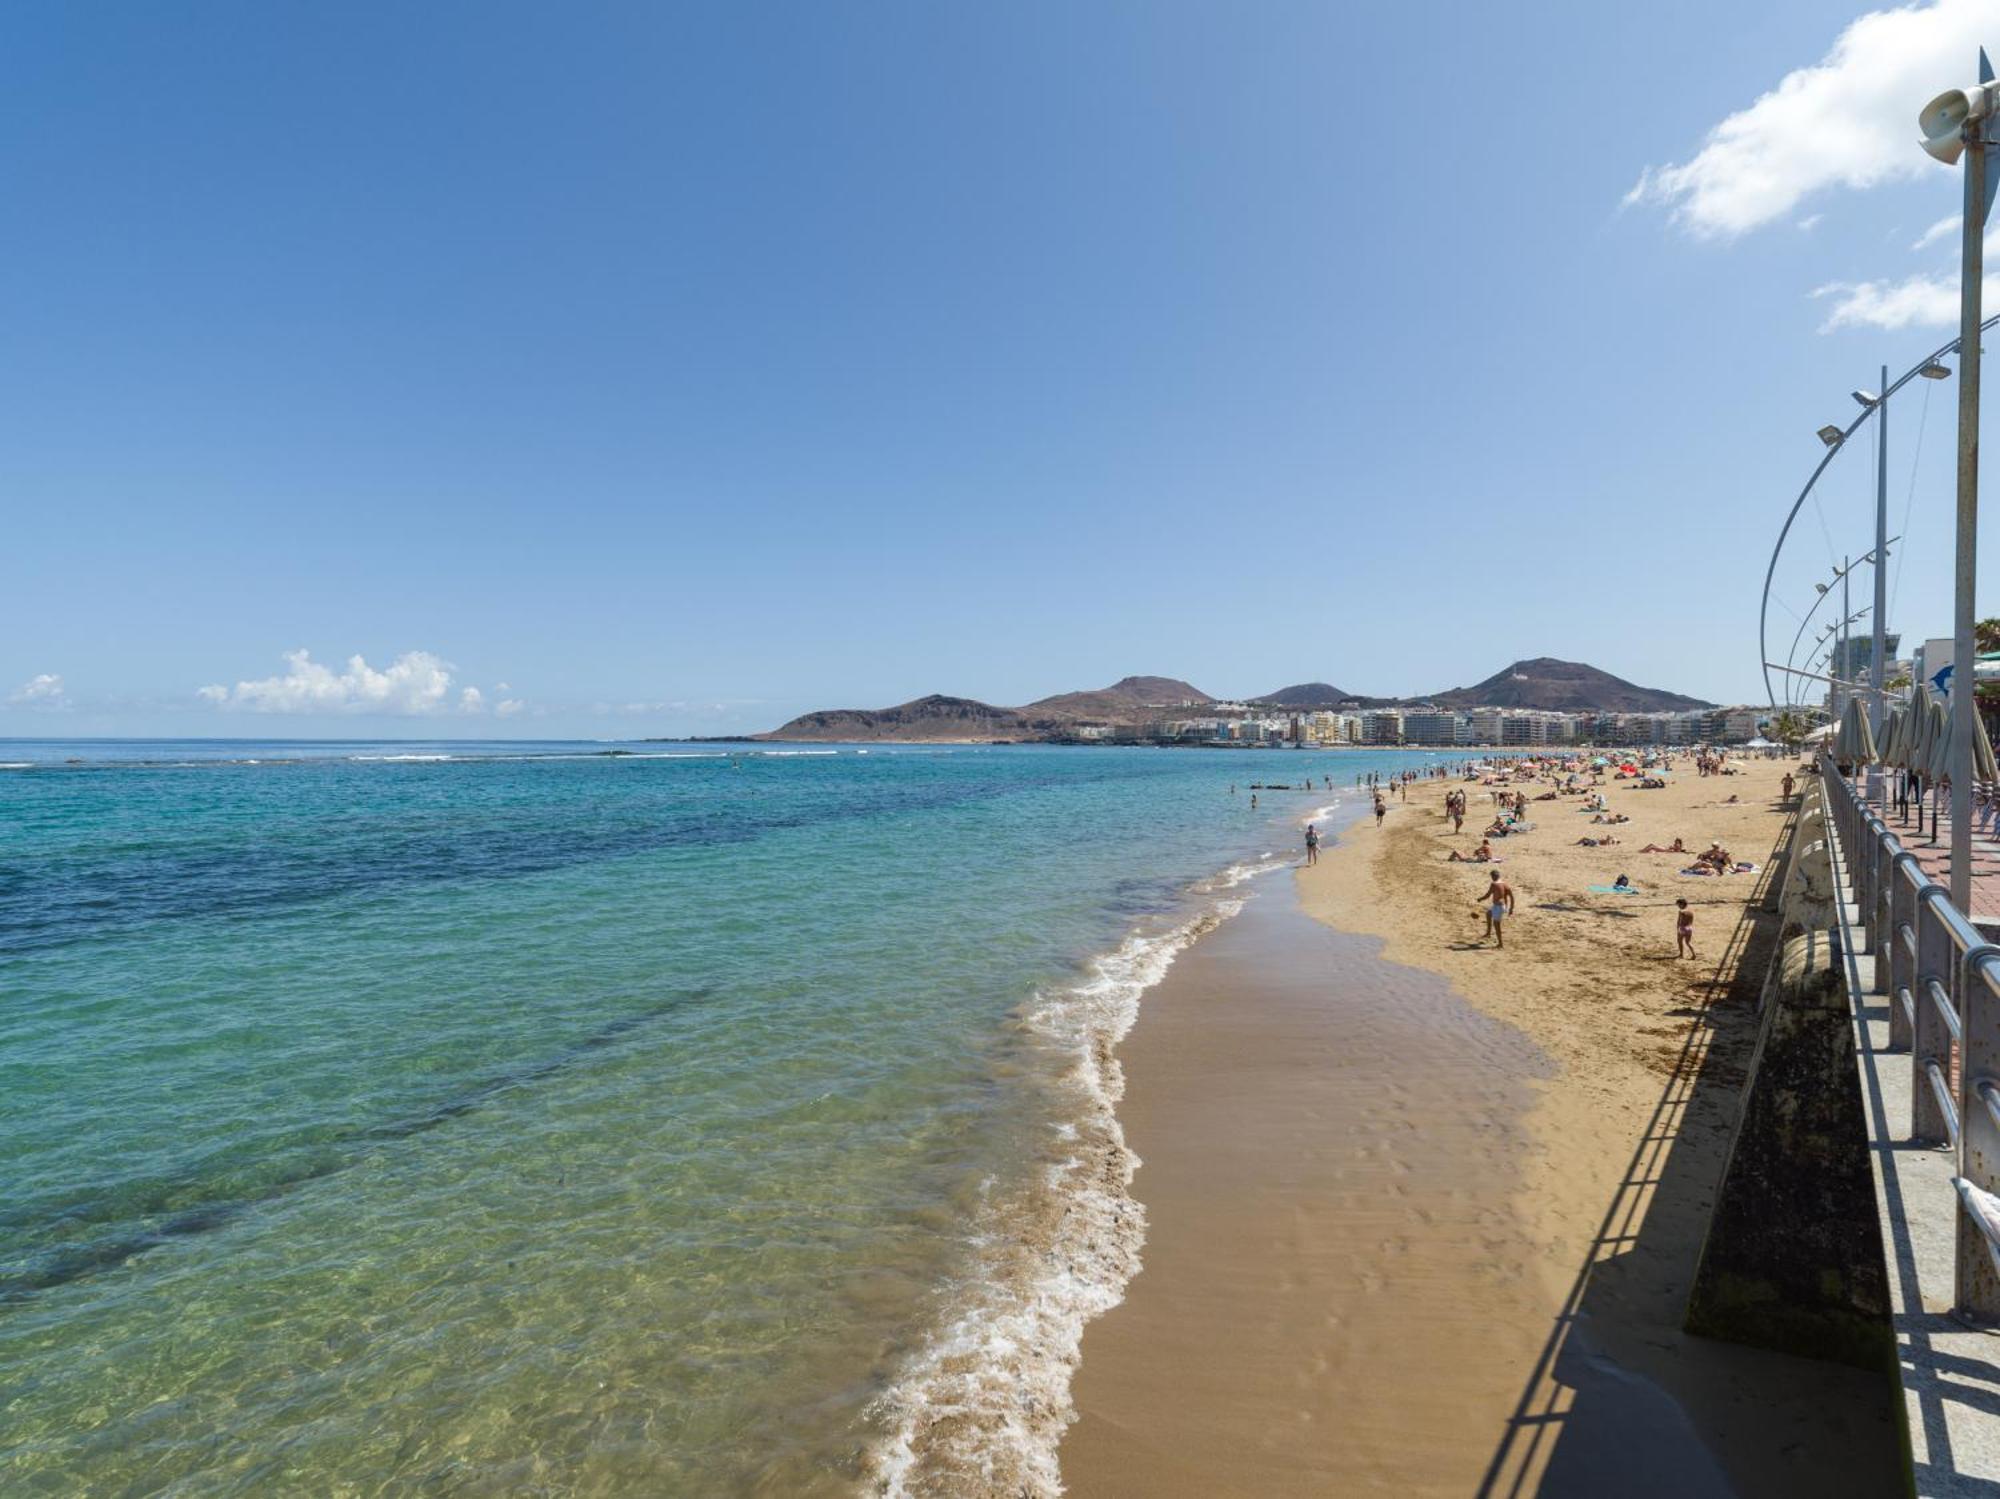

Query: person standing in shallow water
[1304,822,1319,865]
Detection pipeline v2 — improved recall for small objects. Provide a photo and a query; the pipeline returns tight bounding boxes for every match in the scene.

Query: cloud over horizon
[198,649,472,715]
[1625,0,1986,238]
[8,673,67,708]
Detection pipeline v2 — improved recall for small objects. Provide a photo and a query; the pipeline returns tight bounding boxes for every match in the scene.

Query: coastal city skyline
[8,1,2000,738]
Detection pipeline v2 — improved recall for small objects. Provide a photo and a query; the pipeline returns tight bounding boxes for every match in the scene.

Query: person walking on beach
[1373,795,1387,827]
[1479,872,1514,948]
[1304,822,1319,865]
[1675,898,1696,959]
[1781,771,1795,801]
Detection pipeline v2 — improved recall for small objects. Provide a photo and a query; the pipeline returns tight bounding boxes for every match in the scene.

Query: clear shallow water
[0,739,1457,1495]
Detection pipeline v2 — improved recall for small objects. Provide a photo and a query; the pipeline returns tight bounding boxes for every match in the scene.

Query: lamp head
[1922,361,1953,379]
[1852,389,1880,406]
[1818,424,1844,447]
[1920,84,1994,165]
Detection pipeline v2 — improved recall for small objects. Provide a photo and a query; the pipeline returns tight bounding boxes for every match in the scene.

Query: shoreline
[1063,755,1902,1494]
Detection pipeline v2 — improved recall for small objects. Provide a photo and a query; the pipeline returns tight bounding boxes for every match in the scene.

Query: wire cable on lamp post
[1760,343,1985,718]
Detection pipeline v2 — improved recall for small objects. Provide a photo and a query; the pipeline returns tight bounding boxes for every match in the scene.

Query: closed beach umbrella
[1929,699,2000,787]
[1834,697,1877,764]
[1910,693,1945,778]
[1882,706,1909,768]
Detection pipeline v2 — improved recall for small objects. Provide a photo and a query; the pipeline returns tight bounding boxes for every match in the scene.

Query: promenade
[1826,763,2000,1495]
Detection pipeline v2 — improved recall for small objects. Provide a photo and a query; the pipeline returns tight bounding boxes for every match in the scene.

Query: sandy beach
[1064,752,1901,1496]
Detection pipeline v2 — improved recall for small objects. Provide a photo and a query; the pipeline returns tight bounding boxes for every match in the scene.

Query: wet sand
[1064,757,1902,1496]
[1062,872,1554,1495]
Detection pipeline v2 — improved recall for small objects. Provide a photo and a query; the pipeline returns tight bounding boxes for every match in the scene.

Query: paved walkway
[1830,793,2000,1495]
[1849,781,2000,925]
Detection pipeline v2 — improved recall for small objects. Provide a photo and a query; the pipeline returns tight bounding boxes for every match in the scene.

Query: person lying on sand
[1577,835,1619,847]
[1590,813,1631,825]
[1448,839,1495,863]
[1639,837,1687,854]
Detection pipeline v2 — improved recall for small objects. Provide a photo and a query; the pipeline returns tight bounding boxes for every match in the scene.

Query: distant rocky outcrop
[1425,658,1712,714]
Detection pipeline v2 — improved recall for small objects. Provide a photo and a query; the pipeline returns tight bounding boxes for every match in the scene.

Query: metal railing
[1821,753,2000,1315]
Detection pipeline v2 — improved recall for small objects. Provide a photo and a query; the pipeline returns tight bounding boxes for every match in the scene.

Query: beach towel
[1588,885,1643,895]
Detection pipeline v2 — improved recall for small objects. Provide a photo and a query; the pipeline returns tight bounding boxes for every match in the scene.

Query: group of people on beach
[1419,748,1752,954]
[1288,750,1757,959]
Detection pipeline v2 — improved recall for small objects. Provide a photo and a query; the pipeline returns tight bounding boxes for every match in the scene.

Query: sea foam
[861,879,1260,1495]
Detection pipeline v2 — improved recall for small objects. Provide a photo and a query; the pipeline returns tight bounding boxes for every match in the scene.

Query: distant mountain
[1027,675,1212,719]
[761,694,1055,743]
[1424,658,1712,714]
[1251,682,1393,709]
[761,676,1206,742]
[757,660,1714,741]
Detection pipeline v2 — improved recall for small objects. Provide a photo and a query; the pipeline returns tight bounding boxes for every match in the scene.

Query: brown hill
[761,695,1056,743]
[1026,675,1212,719]
[1424,658,1712,714]
[1251,682,1390,709]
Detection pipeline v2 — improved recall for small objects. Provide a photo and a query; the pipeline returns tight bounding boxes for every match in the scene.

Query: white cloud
[8,672,66,707]
[1625,0,1989,237]
[459,686,484,712]
[1913,212,1962,249]
[496,698,525,717]
[1814,274,1960,328]
[1815,220,2000,327]
[200,649,458,714]
[1798,213,1824,231]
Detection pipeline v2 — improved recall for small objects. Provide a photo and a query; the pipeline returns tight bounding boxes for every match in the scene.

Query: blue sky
[5,0,1999,737]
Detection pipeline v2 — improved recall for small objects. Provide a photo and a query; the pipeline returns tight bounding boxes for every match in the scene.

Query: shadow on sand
[1473,836,1904,1498]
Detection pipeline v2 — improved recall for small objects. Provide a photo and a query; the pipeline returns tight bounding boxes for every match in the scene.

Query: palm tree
[1771,710,1806,752]
[1977,617,2000,655]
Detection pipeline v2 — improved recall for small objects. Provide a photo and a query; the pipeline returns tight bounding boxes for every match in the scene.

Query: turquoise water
[0,739,1452,1495]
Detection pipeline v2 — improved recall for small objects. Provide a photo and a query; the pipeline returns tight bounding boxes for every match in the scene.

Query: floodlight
[1852,389,1880,406]
[1817,425,1844,447]
[1921,361,1953,379]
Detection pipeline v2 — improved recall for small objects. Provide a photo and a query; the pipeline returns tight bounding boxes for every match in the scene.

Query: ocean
[0,738,1460,1495]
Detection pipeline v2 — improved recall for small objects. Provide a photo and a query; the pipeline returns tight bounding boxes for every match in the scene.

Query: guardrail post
[1957,946,2000,1318]
[1890,854,1922,1052]
[1915,888,1957,1144]
[1858,809,1883,955]
[1872,830,1903,997]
